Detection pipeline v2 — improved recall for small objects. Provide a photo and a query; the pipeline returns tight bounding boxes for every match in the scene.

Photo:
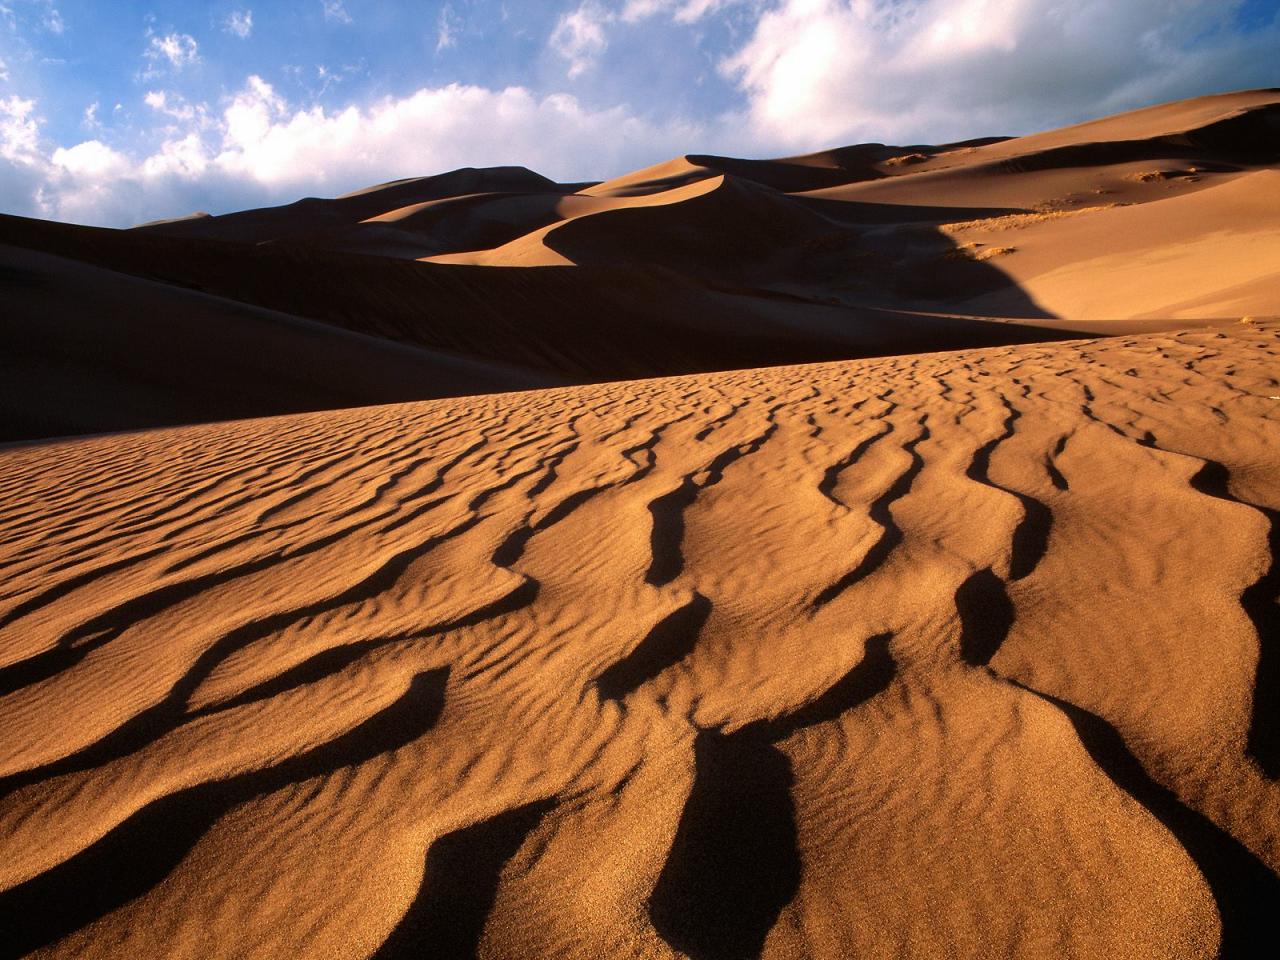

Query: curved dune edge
[1,320,1278,958]
[421,175,727,266]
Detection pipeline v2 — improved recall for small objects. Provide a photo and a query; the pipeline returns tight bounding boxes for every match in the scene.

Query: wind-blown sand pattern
[2,317,1278,958]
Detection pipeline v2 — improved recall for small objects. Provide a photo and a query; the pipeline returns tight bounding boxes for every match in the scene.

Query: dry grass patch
[1129,167,1201,183]
[942,204,1118,235]
[942,242,1018,262]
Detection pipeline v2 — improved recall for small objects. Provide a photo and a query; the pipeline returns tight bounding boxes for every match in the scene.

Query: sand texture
[1,89,1279,959]
[1,319,1279,958]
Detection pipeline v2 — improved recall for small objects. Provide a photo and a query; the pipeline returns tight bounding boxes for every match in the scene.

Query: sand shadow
[596,593,712,701]
[0,668,449,956]
[649,635,895,960]
[1013,680,1280,959]
[812,420,928,609]
[955,568,1015,668]
[1184,458,1280,779]
[372,799,555,960]
[649,729,799,960]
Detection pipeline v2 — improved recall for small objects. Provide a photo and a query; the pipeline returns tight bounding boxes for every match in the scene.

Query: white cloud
[322,0,352,24]
[82,100,100,129]
[436,3,459,52]
[51,138,129,177]
[550,3,610,78]
[7,0,1278,228]
[225,10,253,39]
[0,57,9,83]
[549,0,749,77]
[0,95,45,214]
[143,32,199,75]
[144,89,201,123]
[140,132,209,179]
[0,94,40,161]
[620,0,741,24]
[2,77,705,226]
[723,0,1280,149]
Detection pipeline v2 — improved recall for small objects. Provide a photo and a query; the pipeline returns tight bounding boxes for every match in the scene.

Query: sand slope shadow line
[0,491,446,700]
[951,534,1280,954]
[812,419,929,608]
[372,799,555,960]
[1045,431,1072,492]
[964,395,1053,582]
[0,573,533,800]
[646,420,779,587]
[955,567,1016,668]
[489,423,673,569]
[0,668,449,958]
[0,540,307,699]
[0,545,168,633]
[1182,457,1280,780]
[1006,678,1280,960]
[817,421,894,510]
[649,634,895,960]
[595,592,712,701]
[0,514,492,797]
[744,632,895,741]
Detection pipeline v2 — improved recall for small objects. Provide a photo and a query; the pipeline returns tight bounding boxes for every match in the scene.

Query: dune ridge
[2,89,1278,442]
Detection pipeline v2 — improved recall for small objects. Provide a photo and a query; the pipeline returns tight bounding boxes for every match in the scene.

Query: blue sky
[2,0,1277,226]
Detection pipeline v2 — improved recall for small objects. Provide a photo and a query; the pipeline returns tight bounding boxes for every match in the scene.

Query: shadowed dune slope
[0,244,553,442]
[135,166,568,245]
[2,90,1277,441]
[0,319,1278,958]
[0,210,1069,443]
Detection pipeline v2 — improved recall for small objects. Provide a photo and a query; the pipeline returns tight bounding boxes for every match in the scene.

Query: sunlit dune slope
[0,212,1079,443]
[1,319,1278,959]
[1,89,1276,442]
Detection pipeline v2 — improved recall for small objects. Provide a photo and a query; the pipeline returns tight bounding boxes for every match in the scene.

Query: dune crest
[1,89,1277,441]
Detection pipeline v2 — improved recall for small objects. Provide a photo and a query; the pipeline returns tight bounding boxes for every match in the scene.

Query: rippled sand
[1,319,1277,958]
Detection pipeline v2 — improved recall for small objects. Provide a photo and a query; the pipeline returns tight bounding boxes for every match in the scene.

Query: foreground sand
[1,319,1278,958]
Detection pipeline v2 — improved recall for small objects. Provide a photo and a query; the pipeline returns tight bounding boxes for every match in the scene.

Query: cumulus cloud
[6,1,1278,228]
[0,95,40,160]
[143,32,200,75]
[51,139,129,177]
[3,76,704,226]
[143,89,205,124]
[225,10,254,38]
[0,94,49,216]
[723,0,1280,149]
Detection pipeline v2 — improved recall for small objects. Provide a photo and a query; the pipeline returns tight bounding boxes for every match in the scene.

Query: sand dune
[1,90,1279,958]
[0,243,552,441]
[1,89,1275,442]
[0,319,1277,958]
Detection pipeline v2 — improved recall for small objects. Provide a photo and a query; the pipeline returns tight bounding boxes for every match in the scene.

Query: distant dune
[2,89,1276,441]
[0,92,1278,960]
